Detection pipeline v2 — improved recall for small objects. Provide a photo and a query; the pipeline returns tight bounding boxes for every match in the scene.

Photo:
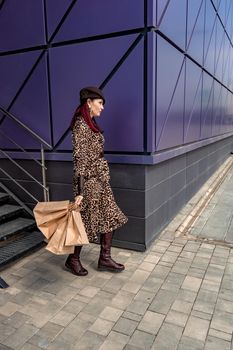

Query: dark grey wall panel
[1,136,233,251]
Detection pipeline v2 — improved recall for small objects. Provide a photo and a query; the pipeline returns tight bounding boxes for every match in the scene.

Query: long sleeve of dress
[72,121,91,177]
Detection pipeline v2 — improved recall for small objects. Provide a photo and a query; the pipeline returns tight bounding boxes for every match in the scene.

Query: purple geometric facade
[1,0,233,161]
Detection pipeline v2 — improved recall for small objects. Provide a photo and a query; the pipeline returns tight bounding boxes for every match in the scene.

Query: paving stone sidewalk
[1,163,233,349]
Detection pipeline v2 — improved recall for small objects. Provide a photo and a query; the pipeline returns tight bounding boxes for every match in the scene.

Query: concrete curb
[175,156,233,239]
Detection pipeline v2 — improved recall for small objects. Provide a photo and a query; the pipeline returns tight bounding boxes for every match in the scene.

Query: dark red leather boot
[65,246,88,276]
[98,232,125,272]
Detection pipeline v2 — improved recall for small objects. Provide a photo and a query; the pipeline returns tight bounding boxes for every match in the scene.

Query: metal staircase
[0,106,52,274]
[0,190,45,267]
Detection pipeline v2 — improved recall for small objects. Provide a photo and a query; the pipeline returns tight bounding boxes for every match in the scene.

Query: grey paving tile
[171,299,193,314]
[151,323,183,350]
[211,310,233,334]
[187,267,206,279]
[89,318,114,336]
[183,316,209,342]
[208,328,232,342]
[128,330,155,349]
[204,335,231,350]
[177,336,205,350]
[165,310,189,327]
[191,310,212,321]
[1,324,39,349]
[182,276,202,292]
[28,322,64,348]
[134,290,155,303]
[141,276,163,293]
[193,300,215,314]
[106,330,130,346]
[149,289,178,314]
[113,317,138,336]
[99,306,123,322]
[2,311,31,329]
[0,323,15,342]
[122,311,142,322]
[126,300,149,316]
[72,330,104,350]
[20,344,42,350]
[137,310,165,335]
[56,317,92,345]
[176,289,197,303]
[111,290,134,310]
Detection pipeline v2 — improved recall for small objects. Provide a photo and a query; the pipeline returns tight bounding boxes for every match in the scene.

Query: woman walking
[65,87,128,276]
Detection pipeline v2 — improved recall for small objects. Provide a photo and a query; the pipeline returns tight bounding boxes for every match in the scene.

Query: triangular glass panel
[158,0,187,50]
[212,81,222,136]
[200,73,214,139]
[46,0,72,41]
[49,34,139,146]
[186,0,203,48]
[0,0,45,52]
[156,36,185,148]
[215,32,226,82]
[215,18,225,74]
[219,89,230,134]
[156,59,185,151]
[6,53,51,147]
[157,0,170,25]
[204,0,217,61]
[212,0,221,11]
[56,40,144,153]
[187,0,205,65]
[184,59,202,143]
[52,0,144,43]
[0,51,41,113]
[222,41,231,86]
[225,1,233,39]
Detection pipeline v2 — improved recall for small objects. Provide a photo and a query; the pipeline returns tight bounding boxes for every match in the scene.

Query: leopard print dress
[72,116,128,242]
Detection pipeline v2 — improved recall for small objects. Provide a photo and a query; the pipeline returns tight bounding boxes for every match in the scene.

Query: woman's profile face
[88,98,104,117]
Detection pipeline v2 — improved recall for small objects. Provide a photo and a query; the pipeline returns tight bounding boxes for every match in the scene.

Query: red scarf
[70,102,102,133]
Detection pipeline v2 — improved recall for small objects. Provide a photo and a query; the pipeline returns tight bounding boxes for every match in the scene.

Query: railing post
[41,144,49,201]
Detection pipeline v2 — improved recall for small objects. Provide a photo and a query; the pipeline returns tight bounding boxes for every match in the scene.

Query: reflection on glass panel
[187,0,205,65]
[215,33,225,82]
[157,0,170,25]
[227,48,233,90]
[217,0,226,25]
[184,59,202,143]
[201,72,214,139]
[221,91,231,133]
[212,81,222,136]
[158,0,186,49]
[212,0,221,11]
[225,93,233,133]
[186,0,203,48]
[204,0,216,73]
[215,18,225,74]
[225,2,233,38]
[219,88,228,134]
[222,41,231,87]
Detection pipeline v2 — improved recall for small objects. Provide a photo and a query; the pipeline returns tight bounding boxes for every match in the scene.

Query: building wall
[1,1,233,250]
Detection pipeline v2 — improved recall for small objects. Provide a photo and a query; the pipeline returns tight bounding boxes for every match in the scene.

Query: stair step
[0,231,45,267]
[0,192,9,204]
[0,204,23,223]
[0,217,36,241]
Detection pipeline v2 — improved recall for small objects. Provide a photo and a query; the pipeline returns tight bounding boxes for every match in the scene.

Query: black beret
[80,86,105,105]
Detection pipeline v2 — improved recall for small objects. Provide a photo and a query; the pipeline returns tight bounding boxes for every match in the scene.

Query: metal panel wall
[0,0,233,161]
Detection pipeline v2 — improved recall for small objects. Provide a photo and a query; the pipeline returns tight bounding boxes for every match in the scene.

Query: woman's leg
[65,246,88,276]
[98,232,125,272]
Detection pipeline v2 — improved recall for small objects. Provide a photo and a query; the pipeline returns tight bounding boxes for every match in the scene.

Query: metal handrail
[0,106,51,202]
[0,107,52,150]
[0,129,46,168]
